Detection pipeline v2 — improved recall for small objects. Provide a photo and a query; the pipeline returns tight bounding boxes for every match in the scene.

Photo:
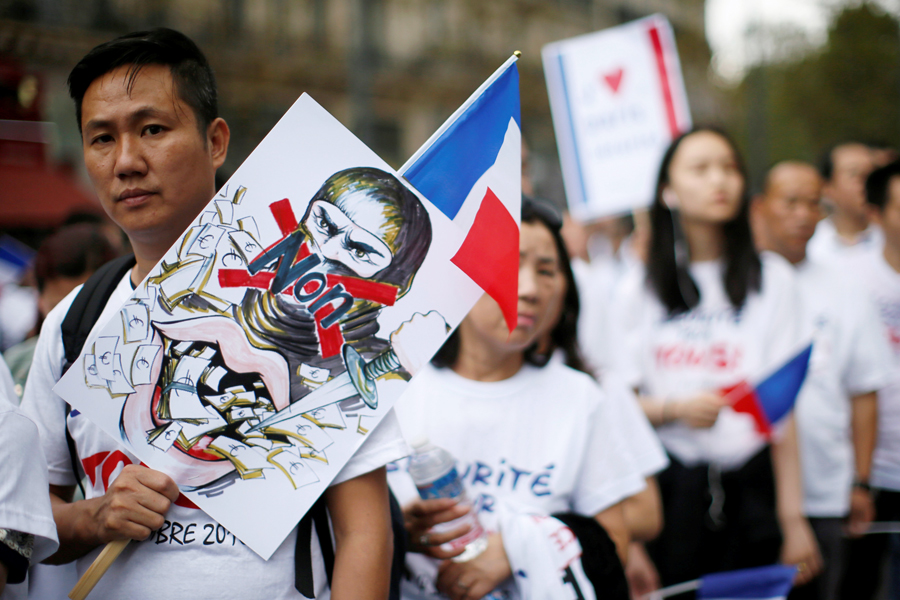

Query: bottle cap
[409,436,430,450]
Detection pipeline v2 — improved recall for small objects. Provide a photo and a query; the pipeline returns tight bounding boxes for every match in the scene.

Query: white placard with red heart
[543,14,692,221]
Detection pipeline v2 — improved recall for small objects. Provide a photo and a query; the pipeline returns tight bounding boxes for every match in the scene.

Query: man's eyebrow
[82,106,171,133]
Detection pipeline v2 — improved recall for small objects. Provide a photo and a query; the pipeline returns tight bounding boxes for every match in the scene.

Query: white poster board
[54,94,484,560]
[543,14,692,221]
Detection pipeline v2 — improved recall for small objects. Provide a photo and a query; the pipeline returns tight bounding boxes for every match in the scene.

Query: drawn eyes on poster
[82,166,443,493]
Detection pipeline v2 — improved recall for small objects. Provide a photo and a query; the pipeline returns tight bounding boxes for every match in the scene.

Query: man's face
[875,176,900,254]
[80,64,227,250]
[756,164,823,264]
[823,144,873,220]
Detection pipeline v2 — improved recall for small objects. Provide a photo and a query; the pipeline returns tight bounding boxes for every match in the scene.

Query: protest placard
[54,92,499,561]
[543,14,692,221]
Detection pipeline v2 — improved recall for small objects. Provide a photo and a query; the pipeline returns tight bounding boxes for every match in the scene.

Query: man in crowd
[753,160,891,600]
[840,160,900,600]
[808,142,881,261]
[20,28,404,599]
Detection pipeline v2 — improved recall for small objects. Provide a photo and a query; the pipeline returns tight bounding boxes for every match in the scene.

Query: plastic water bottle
[408,437,488,562]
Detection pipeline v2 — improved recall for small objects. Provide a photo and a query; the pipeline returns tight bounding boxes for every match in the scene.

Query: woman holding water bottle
[387,198,645,600]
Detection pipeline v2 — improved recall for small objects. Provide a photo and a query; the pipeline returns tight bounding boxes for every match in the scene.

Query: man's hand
[91,464,180,543]
[403,498,471,560]
[436,533,511,600]
[673,392,728,429]
[847,487,875,537]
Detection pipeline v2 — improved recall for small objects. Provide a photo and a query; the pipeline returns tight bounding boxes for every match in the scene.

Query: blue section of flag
[699,565,797,599]
[403,64,520,220]
[757,344,813,425]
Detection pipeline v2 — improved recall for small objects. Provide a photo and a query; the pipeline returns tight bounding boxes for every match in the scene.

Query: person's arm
[325,467,393,600]
[595,500,630,566]
[622,477,663,542]
[770,417,822,585]
[45,465,179,565]
[849,391,878,535]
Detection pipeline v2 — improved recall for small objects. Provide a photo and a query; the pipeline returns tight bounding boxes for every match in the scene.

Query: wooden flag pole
[68,539,130,600]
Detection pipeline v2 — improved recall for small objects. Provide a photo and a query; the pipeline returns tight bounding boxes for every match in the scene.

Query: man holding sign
[22,28,404,599]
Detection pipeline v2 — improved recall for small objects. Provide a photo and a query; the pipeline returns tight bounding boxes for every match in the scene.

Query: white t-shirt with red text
[606,252,804,470]
[21,274,408,600]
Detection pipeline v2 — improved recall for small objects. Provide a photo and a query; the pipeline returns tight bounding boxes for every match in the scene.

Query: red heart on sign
[603,68,624,94]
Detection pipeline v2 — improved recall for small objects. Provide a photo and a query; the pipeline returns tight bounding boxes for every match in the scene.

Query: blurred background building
[0,0,897,241]
[0,0,714,237]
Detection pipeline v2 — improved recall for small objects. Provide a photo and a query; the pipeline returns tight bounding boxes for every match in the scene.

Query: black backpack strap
[59,254,136,497]
[294,496,333,598]
[61,254,137,374]
[293,491,405,599]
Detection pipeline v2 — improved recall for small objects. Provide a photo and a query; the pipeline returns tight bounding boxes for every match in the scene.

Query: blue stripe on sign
[403,64,520,220]
[556,52,588,207]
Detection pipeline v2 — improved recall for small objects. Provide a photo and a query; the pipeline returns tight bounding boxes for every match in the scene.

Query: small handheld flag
[400,56,522,333]
[647,564,797,600]
[697,565,797,600]
[723,344,813,436]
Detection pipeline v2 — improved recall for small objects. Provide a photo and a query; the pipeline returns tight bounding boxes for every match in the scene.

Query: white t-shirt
[807,217,884,264]
[20,273,408,600]
[0,357,58,600]
[848,250,900,491]
[792,259,892,516]
[388,361,646,600]
[606,252,804,470]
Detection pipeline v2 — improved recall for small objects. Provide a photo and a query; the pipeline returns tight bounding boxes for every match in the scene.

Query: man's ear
[208,117,230,170]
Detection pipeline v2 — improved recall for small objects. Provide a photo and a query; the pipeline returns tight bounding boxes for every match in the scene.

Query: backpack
[59,254,406,599]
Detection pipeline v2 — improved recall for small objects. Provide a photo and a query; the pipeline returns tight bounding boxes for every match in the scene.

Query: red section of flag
[451,187,519,333]
[723,380,772,437]
[647,24,680,140]
[270,198,299,238]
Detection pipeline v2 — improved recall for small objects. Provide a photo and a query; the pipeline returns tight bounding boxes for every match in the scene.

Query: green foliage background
[727,3,900,189]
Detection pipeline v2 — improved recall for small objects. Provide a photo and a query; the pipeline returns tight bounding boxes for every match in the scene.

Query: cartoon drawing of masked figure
[119,167,433,490]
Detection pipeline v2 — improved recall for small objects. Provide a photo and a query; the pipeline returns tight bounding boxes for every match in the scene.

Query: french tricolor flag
[723,345,813,437]
[400,56,521,333]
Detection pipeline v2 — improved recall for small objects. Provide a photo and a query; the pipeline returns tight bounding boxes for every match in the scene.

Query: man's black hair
[866,159,900,210]
[67,27,218,134]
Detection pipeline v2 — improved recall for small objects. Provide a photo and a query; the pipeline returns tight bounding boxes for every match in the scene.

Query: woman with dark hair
[605,127,821,586]
[389,198,643,600]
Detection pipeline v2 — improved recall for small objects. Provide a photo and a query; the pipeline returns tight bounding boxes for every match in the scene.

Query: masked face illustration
[304,195,394,279]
